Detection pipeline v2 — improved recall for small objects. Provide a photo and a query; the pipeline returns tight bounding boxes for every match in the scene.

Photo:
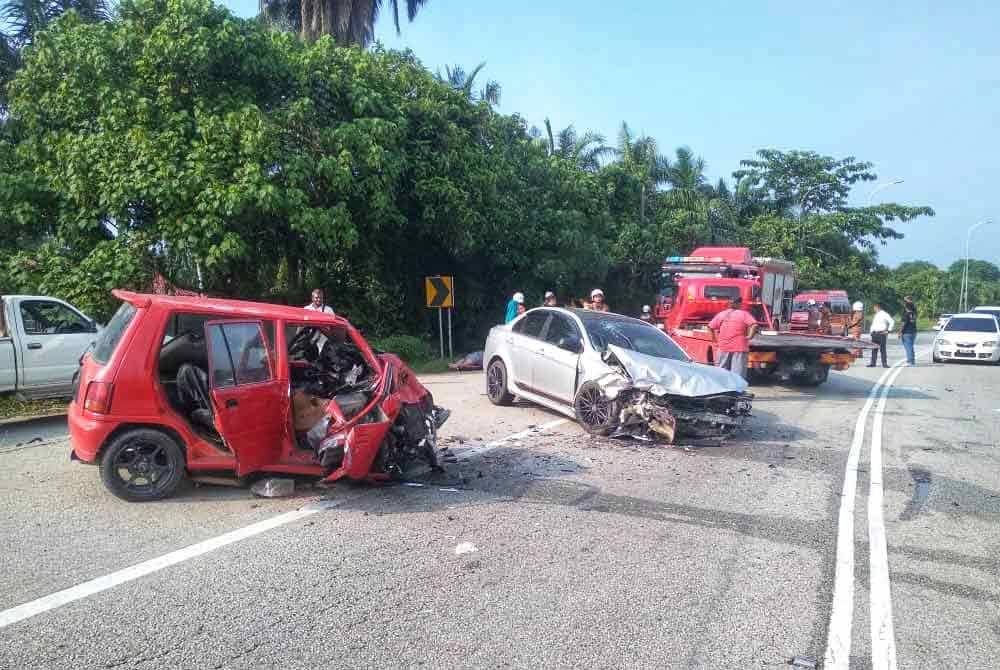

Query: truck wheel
[100,429,186,502]
[573,381,620,436]
[799,365,830,387]
[486,359,514,406]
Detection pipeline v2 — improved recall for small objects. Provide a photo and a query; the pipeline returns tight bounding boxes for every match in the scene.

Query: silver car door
[508,311,550,389]
[15,299,98,391]
[534,313,583,403]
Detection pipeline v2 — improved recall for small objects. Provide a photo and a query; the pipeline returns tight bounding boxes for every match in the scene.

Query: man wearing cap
[708,296,758,379]
[639,305,653,322]
[587,289,610,312]
[505,292,525,323]
[543,291,558,307]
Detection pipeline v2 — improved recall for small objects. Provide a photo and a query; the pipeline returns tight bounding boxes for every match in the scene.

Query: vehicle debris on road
[250,478,296,498]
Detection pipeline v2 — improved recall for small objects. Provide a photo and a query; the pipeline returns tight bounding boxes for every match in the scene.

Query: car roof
[945,312,997,320]
[523,307,652,327]
[112,290,348,325]
[972,306,1000,310]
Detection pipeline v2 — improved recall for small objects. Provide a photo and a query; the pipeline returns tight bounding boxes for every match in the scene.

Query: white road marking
[823,364,899,670]
[869,365,905,670]
[824,347,930,669]
[0,419,567,629]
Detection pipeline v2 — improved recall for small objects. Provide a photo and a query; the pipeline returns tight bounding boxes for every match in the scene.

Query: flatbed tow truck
[653,246,874,385]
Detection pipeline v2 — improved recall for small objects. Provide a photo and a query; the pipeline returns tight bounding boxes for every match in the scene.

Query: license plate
[956,350,975,357]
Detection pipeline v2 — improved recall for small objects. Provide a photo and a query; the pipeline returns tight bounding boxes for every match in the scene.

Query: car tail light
[84,382,114,414]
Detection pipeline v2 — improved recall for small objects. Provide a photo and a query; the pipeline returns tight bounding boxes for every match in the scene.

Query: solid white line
[823,363,899,670]
[869,365,905,670]
[0,506,324,629]
[0,419,568,629]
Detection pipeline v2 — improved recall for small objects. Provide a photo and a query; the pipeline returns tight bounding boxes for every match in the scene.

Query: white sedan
[933,313,1000,364]
[483,307,752,442]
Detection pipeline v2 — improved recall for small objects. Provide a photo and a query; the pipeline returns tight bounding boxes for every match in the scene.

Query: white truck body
[0,295,100,399]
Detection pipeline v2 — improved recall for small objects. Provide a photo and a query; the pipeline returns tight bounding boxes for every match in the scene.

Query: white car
[483,307,752,442]
[933,314,953,331]
[932,313,1000,364]
[972,305,1000,323]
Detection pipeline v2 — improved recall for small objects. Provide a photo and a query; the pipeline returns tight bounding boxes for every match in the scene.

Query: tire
[100,429,186,502]
[486,359,514,406]
[573,381,620,436]
[798,365,830,387]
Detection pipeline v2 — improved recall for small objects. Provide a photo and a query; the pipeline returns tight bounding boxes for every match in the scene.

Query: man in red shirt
[708,296,759,379]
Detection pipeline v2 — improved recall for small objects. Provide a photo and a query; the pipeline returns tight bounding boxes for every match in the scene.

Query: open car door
[205,320,288,477]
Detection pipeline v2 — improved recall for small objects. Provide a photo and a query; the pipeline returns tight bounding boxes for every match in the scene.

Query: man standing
[505,292,524,323]
[899,296,918,366]
[543,291,558,307]
[868,302,894,368]
[304,288,335,315]
[708,296,758,379]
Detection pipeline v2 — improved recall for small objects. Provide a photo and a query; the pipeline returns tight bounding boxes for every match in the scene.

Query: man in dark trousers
[899,296,918,366]
[708,296,758,379]
[868,302,894,368]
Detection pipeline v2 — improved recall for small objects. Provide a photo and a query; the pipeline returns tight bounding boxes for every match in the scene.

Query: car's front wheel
[100,429,186,502]
[486,359,514,406]
[573,381,620,436]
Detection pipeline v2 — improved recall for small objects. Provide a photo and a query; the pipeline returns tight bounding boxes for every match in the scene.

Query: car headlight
[936,339,951,346]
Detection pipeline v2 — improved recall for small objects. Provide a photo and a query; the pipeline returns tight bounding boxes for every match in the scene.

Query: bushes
[369,334,434,364]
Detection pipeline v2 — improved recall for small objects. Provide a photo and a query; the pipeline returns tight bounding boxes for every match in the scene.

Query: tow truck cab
[654,247,796,331]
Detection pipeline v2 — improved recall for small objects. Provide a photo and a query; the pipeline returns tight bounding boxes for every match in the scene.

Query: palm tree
[663,146,711,209]
[260,0,429,47]
[1,0,109,46]
[615,122,670,223]
[540,120,612,172]
[1,0,111,111]
[437,62,500,106]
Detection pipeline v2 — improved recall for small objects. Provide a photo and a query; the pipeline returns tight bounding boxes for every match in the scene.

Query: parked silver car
[933,312,1000,363]
[483,308,752,442]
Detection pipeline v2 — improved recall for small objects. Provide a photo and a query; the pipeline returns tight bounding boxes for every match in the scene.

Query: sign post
[425,276,454,359]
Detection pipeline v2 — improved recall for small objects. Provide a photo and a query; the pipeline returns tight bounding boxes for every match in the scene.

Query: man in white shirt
[304,288,336,353]
[304,288,335,316]
[867,302,894,368]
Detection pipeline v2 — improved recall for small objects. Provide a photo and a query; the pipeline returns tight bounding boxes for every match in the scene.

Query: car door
[205,320,288,477]
[0,299,15,392]
[534,313,583,403]
[508,311,551,390]
[15,299,99,391]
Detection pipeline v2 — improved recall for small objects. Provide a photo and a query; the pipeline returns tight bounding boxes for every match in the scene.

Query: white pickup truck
[1,295,101,399]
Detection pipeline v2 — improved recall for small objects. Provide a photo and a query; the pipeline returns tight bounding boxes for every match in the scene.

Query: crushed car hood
[600,344,749,398]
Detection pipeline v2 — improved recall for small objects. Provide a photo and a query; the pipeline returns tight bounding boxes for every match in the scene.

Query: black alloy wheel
[100,429,186,502]
[573,381,620,436]
[486,359,514,406]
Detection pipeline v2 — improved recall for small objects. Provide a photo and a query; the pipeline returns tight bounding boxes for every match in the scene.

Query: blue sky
[224,0,1000,269]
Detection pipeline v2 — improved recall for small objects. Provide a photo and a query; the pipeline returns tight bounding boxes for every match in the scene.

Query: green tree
[259,0,428,46]
[538,119,612,172]
[436,62,500,106]
[614,122,669,224]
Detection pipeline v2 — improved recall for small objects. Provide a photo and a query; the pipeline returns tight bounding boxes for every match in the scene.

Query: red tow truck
[653,247,869,385]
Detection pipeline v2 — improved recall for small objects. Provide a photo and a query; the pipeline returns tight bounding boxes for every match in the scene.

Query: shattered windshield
[584,319,689,361]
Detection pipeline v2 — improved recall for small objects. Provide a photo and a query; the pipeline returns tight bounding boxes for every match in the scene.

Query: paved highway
[0,335,996,669]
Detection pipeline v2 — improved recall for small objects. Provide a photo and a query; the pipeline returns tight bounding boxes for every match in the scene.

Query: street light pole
[962,219,993,312]
[866,178,904,207]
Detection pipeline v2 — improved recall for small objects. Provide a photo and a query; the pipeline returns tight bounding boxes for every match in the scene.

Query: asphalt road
[1,335,997,669]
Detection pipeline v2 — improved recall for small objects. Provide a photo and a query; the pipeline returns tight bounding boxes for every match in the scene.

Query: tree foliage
[1,0,942,343]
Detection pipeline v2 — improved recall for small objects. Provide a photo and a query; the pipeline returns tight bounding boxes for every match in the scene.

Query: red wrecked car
[69,291,449,501]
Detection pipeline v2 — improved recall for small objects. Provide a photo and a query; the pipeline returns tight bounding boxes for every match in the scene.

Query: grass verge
[0,395,68,422]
